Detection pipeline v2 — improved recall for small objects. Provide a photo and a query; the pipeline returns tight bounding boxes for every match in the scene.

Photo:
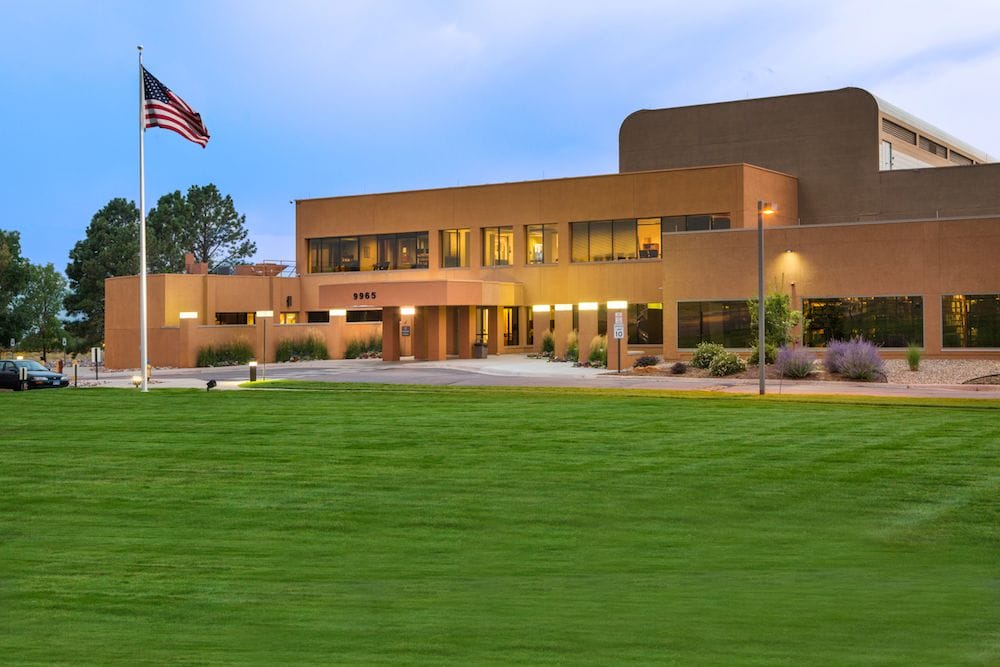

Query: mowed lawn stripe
[1,386,998,664]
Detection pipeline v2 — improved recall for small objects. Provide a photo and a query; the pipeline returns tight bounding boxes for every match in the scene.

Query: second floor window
[482,226,514,267]
[441,228,469,268]
[526,224,558,264]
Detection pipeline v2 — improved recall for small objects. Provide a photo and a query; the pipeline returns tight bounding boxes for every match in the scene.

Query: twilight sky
[3,0,999,270]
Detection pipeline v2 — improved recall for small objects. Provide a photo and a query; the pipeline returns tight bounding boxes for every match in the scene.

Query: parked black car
[0,359,70,390]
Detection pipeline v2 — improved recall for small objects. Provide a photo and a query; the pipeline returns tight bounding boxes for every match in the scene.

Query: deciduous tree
[0,229,31,347]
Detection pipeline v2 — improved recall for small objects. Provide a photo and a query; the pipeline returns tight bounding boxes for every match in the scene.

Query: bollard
[249,360,258,382]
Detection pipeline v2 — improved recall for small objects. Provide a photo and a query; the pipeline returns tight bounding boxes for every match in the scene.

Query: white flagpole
[138,45,149,392]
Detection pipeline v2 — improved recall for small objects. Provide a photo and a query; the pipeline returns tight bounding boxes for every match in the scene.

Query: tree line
[1,184,255,357]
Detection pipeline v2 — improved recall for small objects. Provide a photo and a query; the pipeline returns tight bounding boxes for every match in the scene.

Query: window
[346,309,382,323]
[628,303,663,345]
[571,218,660,262]
[802,296,923,347]
[308,232,429,272]
[677,301,752,348]
[307,311,330,323]
[482,226,514,266]
[279,312,297,325]
[215,312,254,325]
[525,224,558,264]
[441,228,469,268]
[503,306,519,346]
[942,294,1000,347]
[662,214,731,233]
[637,218,661,257]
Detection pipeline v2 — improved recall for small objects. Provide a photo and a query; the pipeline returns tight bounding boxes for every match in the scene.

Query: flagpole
[138,45,149,392]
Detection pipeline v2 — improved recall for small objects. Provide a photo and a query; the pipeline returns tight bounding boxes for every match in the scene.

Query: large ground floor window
[677,301,752,348]
[943,294,1000,347]
[629,303,663,345]
[803,296,923,347]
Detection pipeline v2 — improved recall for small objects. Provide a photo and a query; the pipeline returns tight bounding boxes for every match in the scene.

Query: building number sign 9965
[353,291,376,301]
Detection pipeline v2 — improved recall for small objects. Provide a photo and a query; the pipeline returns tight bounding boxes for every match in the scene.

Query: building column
[422,306,448,361]
[553,304,572,359]
[924,293,942,356]
[531,305,550,353]
[487,306,500,354]
[606,301,629,372]
[457,306,477,358]
[382,306,401,361]
[178,313,198,369]
[327,309,345,359]
[577,303,598,363]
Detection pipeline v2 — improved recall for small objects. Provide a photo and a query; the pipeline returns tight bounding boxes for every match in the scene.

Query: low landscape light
[131,375,142,388]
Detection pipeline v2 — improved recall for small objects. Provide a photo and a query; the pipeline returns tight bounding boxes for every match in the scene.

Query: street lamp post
[256,310,273,380]
[757,200,776,395]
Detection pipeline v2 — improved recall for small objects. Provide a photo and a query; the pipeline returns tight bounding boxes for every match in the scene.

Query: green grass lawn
[2,385,998,664]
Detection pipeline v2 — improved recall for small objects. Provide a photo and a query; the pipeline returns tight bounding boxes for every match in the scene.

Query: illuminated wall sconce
[179,311,198,319]
[554,303,572,312]
[329,308,347,317]
[400,306,416,316]
[607,300,628,310]
[255,310,274,318]
[531,304,550,313]
[578,302,598,311]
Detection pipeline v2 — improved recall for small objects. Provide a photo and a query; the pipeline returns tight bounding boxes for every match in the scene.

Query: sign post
[613,311,625,374]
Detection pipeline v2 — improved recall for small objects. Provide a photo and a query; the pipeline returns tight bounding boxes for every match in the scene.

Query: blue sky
[3,0,999,270]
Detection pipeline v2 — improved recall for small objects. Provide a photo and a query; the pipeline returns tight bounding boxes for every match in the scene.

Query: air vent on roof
[949,150,973,165]
[919,136,948,158]
[882,118,916,144]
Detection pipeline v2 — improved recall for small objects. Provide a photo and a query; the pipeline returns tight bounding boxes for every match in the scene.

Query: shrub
[691,342,726,369]
[541,330,555,356]
[344,335,382,359]
[275,336,329,362]
[775,345,816,378]
[823,339,850,374]
[708,351,746,377]
[633,355,659,368]
[747,291,803,349]
[748,342,777,366]
[196,340,254,367]
[670,361,688,374]
[837,338,885,381]
[588,335,607,367]
[906,343,922,371]
[566,330,579,362]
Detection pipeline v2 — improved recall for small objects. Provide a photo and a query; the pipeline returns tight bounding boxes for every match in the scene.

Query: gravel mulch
[625,358,1000,385]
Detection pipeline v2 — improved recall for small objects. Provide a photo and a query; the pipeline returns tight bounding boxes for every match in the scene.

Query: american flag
[142,67,210,147]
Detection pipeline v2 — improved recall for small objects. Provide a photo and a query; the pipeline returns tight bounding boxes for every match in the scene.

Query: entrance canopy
[319,279,523,309]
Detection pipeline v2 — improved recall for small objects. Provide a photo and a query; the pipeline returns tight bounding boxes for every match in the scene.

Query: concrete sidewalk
[79,355,1000,400]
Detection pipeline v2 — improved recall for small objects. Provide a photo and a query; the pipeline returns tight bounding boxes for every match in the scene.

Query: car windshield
[13,360,49,371]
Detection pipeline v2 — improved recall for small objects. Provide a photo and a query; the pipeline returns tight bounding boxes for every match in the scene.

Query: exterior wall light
[179,311,198,319]
[400,306,416,316]
[329,308,347,317]
[607,300,628,310]
[532,304,550,313]
[255,310,274,318]
[554,303,572,312]
[578,302,598,311]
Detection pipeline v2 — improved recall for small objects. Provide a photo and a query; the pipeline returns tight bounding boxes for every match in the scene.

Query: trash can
[472,342,488,359]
